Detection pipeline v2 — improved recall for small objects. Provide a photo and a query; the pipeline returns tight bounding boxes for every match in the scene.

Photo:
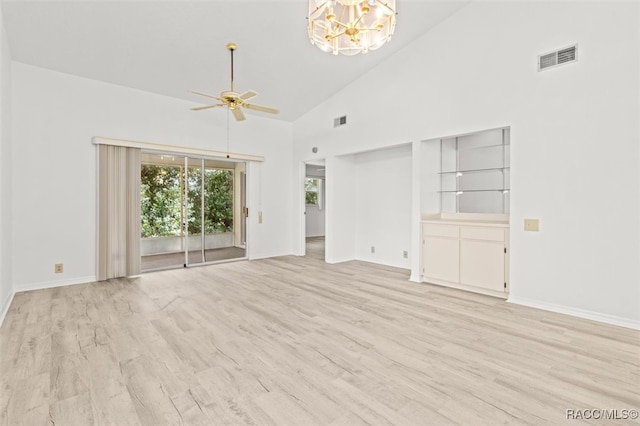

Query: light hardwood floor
[1,248,639,425]
[305,237,325,262]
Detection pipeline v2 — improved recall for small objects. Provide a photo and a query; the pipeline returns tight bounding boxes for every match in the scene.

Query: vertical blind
[97,145,141,280]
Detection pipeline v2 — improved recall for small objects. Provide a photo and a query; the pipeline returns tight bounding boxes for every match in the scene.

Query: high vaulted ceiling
[1,0,469,122]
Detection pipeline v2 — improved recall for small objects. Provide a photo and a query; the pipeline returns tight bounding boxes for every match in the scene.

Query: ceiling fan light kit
[308,0,397,56]
[191,43,279,121]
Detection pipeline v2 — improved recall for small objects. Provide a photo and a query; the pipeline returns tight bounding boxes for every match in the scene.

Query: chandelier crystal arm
[352,11,367,27]
[352,26,383,31]
[332,18,380,32]
[326,31,347,41]
[332,20,350,29]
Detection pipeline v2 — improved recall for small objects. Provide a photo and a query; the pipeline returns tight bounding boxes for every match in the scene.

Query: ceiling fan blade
[191,104,224,111]
[244,103,279,115]
[239,90,258,100]
[231,107,246,121]
[191,91,222,101]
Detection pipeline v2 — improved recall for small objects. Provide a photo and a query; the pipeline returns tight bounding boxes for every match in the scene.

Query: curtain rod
[92,136,265,162]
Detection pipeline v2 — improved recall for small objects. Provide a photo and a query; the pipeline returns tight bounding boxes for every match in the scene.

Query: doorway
[140,152,247,271]
[304,161,326,260]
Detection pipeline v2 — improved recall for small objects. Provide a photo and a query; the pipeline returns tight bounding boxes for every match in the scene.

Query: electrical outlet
[524,218,539,232]
[371,246,375,254]
[403,251,408,259]
[55,263,64,273]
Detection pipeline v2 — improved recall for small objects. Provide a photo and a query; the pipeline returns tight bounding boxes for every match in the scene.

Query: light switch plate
[524,218,539,232]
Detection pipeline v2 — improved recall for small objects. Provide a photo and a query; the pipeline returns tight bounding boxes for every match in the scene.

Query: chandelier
[307,0,397,56]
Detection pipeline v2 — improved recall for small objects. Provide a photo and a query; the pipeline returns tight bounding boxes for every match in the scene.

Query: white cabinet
[460,239,505,292]
[422,224,460,283]
[422,214,509,298]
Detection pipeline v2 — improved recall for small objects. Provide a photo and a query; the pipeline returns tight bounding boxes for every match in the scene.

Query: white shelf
[439,128,510,214]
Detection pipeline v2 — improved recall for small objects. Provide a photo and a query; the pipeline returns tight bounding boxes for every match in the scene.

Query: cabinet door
[423,236,460,283]
[460,240,505,292]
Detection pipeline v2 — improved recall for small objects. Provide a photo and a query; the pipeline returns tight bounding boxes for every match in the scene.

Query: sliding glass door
[140,153,246,272]
[186,157,204,265]
[140,154,186,270]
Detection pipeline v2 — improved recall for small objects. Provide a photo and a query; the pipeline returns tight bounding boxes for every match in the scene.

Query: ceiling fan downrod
[227,42,236,92]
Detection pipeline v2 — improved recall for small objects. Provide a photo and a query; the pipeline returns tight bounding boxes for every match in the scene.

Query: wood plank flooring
[1,245,639,425]
[304,237,325,262]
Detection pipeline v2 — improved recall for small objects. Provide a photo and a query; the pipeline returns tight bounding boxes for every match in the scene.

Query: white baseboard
[0,288,15,328]
[408,273,422,283]
[353,256,412,272]
[248,251,292,261]
[507,296,640,330]
[325,257,353,264]
[14,275,97,293]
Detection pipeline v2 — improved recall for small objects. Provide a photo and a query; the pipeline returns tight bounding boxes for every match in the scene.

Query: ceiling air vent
[538,44,577,71]
[333,115,347,128]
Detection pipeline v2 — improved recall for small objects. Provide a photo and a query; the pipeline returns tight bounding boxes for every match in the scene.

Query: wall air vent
[333,115,347,128]
[538,44,578,71]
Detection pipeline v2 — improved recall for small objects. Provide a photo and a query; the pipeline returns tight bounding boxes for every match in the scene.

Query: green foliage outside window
[141,165,182,238]
[141,164,234,238]
[186,168,234,235]
[305,178,319,205]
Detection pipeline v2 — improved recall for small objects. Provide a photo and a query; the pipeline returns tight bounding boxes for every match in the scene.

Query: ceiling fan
[191,42,279,121]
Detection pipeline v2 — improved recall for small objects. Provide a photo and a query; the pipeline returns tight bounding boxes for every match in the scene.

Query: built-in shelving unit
[439,128,510,214]
[418,127,511,298]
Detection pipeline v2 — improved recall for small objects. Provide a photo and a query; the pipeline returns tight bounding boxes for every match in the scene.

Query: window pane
[203,168,234,234]
[140,164,182,238]
[305,178,319,205]
[306,191,318,205]
[187,164,202,236]
[305,178,318,192]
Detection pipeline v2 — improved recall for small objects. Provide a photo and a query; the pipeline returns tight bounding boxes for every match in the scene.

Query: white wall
[11,63,292,290]
[420,140,440,213]
[355,145,412,269]
[293,2,640,327]
[325,155,356,263]
[0,6,14,322]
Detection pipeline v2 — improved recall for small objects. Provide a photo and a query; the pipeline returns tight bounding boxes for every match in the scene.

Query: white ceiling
[1,0,470,122]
